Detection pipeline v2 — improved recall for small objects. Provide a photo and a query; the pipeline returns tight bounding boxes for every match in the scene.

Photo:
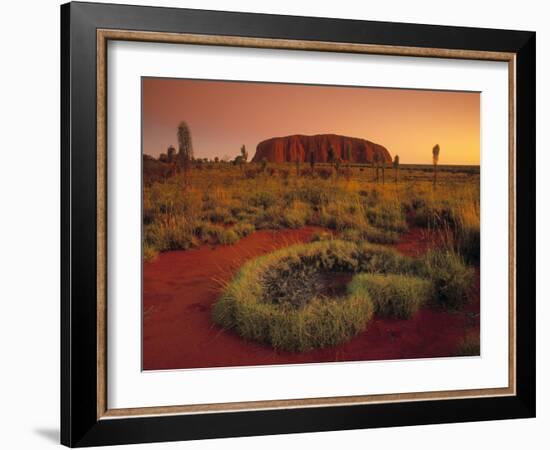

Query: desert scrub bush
[195,222,222,243]
[206,206,235,224]
[410,186,480,263]
[349,273,433,319]
[357,188,383,207]
[143,242,159,262]
[418,249,474,309]
[144,216,198,251]
[281,201,310,228]
[217,228,240,245]
[414,203,453,228]
[253,206,281,229]
[319,204,363,231]
[340,226,400,245]
[143,180,204,253]
[284,181,330,208]
[248,191,277,209]
[196,222,241,245]
[454,333,480,356]
[363,227,400,244]
[148,181,201,217]
[233,222,255,237]
[414,201,480,263]
[364,203,407,232]
[310,230,332,242]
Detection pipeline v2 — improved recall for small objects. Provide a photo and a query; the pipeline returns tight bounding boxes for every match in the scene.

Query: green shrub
[349,273,433,319]
[254,206,281,229]
[207,206,234,224]
[143,242,159,262]
[289,183,329,207]
[218,228,240,245]
[419,250,474,309]
[319,204,360,231]
[363,227,400,244]
[145,217,197,251]
[281,201,310,228]
[340,226,399,244]
[310,231,332,242]
[248,191,277,209]
[233,222,255,237]
[195,222,222,242]
[196,222,240,245]
[365,203,407,232]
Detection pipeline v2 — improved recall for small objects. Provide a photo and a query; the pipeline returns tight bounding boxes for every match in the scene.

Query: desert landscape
[142,79,480,371]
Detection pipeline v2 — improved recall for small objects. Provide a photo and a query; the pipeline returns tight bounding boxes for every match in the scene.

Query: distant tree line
[154,122,441,188]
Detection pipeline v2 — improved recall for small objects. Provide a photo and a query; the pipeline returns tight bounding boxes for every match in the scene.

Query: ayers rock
[252,134,392,164]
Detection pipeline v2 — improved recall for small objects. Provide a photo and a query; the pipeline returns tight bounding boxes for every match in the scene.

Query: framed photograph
[61,1,536,447]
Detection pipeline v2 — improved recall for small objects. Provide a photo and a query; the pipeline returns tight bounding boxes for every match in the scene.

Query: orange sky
[142,77,480,165]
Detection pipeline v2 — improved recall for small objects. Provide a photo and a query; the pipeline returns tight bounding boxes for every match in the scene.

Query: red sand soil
[143,227,479,370]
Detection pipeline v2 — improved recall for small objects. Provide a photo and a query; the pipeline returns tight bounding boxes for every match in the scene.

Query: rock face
[252,134,392,164]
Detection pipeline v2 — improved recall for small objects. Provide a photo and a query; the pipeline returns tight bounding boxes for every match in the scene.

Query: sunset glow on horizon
[142,77,480,165]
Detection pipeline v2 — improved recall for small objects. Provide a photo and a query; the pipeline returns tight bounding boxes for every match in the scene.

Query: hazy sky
[142,77,480,165]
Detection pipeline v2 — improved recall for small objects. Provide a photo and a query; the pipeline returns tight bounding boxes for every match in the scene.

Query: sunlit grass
[143,163,479,264]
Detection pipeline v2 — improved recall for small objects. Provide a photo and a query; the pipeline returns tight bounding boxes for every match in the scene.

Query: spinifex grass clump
[408,183,480,263]
[213,240,418,352]
[418,249,474,310]
[349,273,434,319]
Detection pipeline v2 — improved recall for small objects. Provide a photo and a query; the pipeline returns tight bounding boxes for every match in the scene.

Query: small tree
[393,155,400,183]
[214,156,219,163]
[177,121,194,185]
[309,150,316,171]
[432,144,440,188]
[240,145,248,170]
[166,145,176,163]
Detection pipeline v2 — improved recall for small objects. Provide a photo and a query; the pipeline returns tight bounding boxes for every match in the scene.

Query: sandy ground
[143,227,479,370]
